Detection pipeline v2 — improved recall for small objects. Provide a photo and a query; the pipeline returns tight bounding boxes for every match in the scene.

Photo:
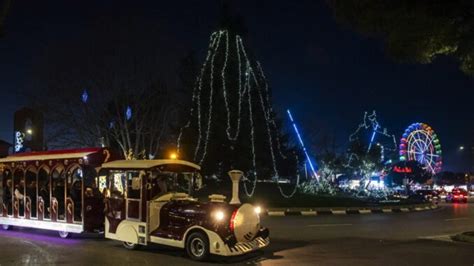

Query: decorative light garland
[177,32,219,159]
[14,131,24,153]
[345,111,398,189]
[178,29,301,198]
[348,111,397,163]
[198,30,223,165]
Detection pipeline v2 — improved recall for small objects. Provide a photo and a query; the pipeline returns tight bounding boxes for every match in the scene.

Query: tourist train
[0,148,269,261]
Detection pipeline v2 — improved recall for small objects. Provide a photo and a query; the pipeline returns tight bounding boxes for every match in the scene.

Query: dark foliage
[327,0,474,76]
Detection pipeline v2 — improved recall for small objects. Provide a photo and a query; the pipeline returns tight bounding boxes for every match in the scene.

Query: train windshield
[147,169,202,200]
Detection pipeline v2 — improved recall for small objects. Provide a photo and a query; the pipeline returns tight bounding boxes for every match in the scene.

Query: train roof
[0,148,104,163]
[101,159,201,170]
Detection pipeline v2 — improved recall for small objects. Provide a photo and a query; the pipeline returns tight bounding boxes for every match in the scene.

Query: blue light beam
[287,109,318,179]
[367,124,379,152]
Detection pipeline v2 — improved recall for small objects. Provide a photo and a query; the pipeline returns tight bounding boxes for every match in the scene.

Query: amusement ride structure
[399,122,442,175]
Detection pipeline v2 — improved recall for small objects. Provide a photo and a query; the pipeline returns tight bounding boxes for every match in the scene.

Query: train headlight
[213,210,225,221]
[254,206,262,215]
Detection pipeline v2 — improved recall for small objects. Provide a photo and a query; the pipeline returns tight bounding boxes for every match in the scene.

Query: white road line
[307,223,352,227]
[267,211,285,216]
[301,211,317,216]
[382,209,392,213]
[418,235,453,242]
[359,209,372,214]
[331,210,347,215]
[444,217,469,222]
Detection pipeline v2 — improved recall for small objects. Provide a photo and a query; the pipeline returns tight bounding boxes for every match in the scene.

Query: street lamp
[26,128,33,135]
[459,146,465,151]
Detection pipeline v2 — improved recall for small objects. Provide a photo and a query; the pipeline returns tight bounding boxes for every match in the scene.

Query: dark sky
[0,0,472,171]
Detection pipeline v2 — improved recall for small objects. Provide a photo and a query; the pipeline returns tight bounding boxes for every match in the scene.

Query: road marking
[382,209,392,213]
[444,217,469,222]
[301,211,317,216]
[331,210,347,215]
[308,223,352,227]
[418,235,453,242]
[400,208,410,212]
[359,209,372,214]
[267,211,285,216]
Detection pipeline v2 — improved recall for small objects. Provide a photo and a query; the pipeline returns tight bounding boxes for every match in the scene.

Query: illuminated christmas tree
[178,7,297,196]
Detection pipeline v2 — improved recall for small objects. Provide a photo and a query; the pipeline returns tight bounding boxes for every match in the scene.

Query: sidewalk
[264,202,438,216]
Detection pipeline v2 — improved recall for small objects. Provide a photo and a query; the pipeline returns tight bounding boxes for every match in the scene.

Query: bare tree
[0,0,12,37]
[30,18,183,159]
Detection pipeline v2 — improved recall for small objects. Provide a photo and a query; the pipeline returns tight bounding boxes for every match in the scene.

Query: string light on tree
[177,25,301,198]
[349,111,397,163]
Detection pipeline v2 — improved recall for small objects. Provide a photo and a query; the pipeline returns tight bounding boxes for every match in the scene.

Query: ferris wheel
[399,122,442,175]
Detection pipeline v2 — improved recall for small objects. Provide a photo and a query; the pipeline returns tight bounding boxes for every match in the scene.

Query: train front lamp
[169,152,178,160]
[213,210,225,221]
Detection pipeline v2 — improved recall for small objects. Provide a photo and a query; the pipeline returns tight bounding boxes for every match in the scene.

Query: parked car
[445,188,468,203]
[415,190,439,202]
[436,189,448,199]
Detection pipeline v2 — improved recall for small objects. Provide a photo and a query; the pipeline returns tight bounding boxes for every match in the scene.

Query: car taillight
[229,209,238,232]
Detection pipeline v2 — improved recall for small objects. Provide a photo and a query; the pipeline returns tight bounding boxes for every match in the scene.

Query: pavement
[265,202,437,216]
[0,199,473,265]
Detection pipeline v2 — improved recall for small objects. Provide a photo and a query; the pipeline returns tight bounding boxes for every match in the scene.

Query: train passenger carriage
[0,148,117,238]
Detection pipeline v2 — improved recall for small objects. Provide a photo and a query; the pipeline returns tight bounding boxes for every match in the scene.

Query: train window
[109,171,126,198]
[126,171,141,200]
[95,168,109,197]
[2,170,12,216]
[125,171,141,220]
[67,167,83,222]
[82,166,100,198]
[0,173,2,209]
[13,170,25,217]
[52,169,65,221]
[25,169,37,218]
[38,168,50,219]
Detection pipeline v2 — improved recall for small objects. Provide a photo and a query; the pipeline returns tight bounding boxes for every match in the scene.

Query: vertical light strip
[287,109,317,179]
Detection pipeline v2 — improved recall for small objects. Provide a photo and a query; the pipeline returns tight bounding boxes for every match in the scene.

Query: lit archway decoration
[399,123,442,174]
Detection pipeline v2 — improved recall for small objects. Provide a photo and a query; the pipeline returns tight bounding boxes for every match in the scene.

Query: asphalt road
[0,200,473,266]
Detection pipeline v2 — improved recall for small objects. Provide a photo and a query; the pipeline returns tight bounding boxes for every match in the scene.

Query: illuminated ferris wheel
[399,123,442,175]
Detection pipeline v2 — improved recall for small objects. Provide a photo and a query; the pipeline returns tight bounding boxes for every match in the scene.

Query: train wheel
[186,231,210,261]
[123,242,140,250]
[58,231,70,238]
[1,224,9,230]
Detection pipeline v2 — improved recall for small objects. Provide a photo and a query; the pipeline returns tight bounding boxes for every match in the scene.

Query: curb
[452,232,474,243]
[264,203,438,216]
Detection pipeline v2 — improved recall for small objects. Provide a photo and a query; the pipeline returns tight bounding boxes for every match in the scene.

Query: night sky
[1,0,472,171]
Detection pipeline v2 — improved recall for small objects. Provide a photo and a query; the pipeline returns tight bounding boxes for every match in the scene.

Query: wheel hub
[190,238,205,257]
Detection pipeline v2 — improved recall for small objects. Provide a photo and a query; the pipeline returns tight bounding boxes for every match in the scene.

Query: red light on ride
[393,166,413,173]
[229,210,238,232]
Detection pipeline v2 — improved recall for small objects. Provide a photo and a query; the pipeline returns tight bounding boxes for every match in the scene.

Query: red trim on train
[9,147,103,157]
